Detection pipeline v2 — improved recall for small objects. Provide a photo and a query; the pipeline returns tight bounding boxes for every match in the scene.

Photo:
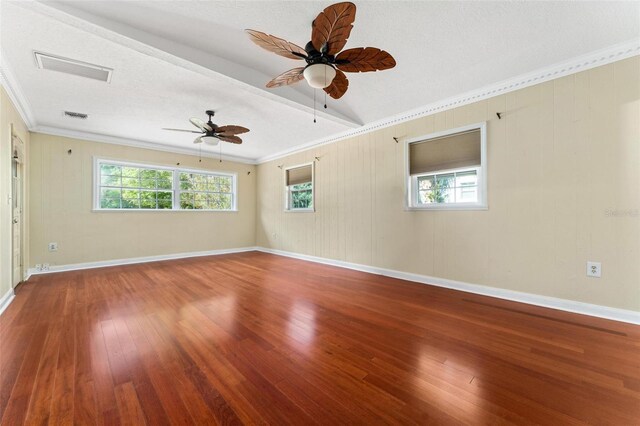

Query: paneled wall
[29,133,256,267]
[1,86,30,297]
[256,57,640,311]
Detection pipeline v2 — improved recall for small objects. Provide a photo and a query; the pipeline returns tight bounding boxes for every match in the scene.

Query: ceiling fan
[246,1,396,100]
[162,110,250,145]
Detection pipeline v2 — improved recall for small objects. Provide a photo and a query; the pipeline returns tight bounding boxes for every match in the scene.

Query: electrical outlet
[48,242,58,251]
[35,264,42,272]
[42,263,50,272]
[586,261,601,278]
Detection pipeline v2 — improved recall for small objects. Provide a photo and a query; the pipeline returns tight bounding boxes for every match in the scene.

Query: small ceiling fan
[162,110,250,145]
[246,1,396,99]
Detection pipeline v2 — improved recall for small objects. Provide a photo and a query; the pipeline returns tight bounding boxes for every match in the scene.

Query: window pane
[121,189,139,199]
[455,170,477,187]
[101,175,121,186]
[180,192,194,209]
[157,177,172,190]
[157,199,172,209]
[210,193,232,210]
[139,169,157,179]
[157,191,172,202]
[121,167,140,178]
[121,198,140,209]
[121,177,139,188]
[100,198,120,209]
[291,189,312,209]
[157,170,172,180]
[101,188,121,199]
[208,176,221,192]
[140,178,156,189]
[101,164,121,176]
[418,176,434,191]
[194,175,208,191]
[140,191,157,209]
[419,190,433,204]
[435,173,455,189]
[457,185,478,202]
[140,198,156,209]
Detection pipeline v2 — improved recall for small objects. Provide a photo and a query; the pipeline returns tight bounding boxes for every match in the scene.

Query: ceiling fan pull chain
[199,144,202,162]
[313,89,317,123]
[219,142,222,162]
[324,67,327,109]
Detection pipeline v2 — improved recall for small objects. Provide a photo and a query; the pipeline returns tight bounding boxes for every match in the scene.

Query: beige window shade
[409,129,481,175]
[286,165,312,186]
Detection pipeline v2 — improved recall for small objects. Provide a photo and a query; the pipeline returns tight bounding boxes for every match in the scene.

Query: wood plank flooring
[1,251,639,425]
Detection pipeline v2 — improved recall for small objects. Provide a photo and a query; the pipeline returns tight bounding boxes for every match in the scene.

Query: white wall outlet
[48,242,58,251]
[586,261,601,278]
[42,263,50,272]
[35,264,42,272]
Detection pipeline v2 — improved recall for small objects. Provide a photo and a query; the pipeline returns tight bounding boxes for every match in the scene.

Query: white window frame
[404,122,487,211]
[284,162,315,212]
[93,158,238,212]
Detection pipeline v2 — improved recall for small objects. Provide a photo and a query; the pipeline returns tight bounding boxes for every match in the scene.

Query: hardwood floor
[1,251,639,425]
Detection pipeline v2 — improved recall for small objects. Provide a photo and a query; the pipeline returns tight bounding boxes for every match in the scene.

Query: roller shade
[409,129,481,175]
[286,165,312,186]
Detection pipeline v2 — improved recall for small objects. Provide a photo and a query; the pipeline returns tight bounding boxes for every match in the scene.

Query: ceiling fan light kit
[163,110,250,145]
[247,1,396,99]
[303,63,337,89]
[199,136,219,146]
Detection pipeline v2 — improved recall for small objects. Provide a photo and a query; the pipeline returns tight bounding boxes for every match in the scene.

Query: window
[285,163,314,211]
[95,159,237,211]
[179,172,234,210]
[406,123,487,210]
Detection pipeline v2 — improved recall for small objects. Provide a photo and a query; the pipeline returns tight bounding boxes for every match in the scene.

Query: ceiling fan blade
[245,29,307,60]
[194,136,203,144]
[323,69,349,99]
[189,117,213,132]
[162,128,202,133]
[215,125,250,136]
[336,47,396,73]
[311,2,356,55]
[217,135,243,144]
[266,67,305,88]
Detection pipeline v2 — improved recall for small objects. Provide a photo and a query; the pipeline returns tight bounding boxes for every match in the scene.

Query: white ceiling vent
[64,111,88,119]
[34,51,112,83]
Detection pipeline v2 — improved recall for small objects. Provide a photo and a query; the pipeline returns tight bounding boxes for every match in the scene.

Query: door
[11,135,24,287]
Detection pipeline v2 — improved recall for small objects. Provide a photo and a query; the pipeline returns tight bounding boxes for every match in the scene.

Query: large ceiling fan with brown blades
[246,1,396,100]
[162,110,249,145]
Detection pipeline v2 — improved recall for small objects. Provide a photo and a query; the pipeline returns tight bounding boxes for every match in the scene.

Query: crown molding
[32,126,257,165]
[0,52,36,129]
[255,39,640,164]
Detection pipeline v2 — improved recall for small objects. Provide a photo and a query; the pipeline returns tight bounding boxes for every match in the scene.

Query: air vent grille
[64,111,88,119]
[34,51,112,83]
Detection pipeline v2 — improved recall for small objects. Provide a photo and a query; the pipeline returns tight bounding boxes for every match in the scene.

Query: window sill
[92,208,239,213]
[406,203,488,211]
[284,208,315,213]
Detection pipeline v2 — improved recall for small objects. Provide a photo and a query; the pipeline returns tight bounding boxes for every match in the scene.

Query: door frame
[11,127,25,287]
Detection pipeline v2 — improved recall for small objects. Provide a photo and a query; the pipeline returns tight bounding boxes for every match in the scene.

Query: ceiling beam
[22,1,362,129]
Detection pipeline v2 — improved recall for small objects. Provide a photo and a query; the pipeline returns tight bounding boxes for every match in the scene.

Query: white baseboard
[256,247,640,326]
[0,288,16,316]
[22,245,640,325]
[27,246,259,276]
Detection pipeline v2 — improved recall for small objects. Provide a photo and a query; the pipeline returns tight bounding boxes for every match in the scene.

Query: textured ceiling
[2,1,639,162]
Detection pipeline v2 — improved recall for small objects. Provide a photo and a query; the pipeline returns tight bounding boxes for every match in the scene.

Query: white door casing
[11,134,25,287]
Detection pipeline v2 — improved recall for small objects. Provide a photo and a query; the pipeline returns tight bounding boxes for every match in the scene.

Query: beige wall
[29,133,256,267]
[256,57,640,312]
[1,86,30,296]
